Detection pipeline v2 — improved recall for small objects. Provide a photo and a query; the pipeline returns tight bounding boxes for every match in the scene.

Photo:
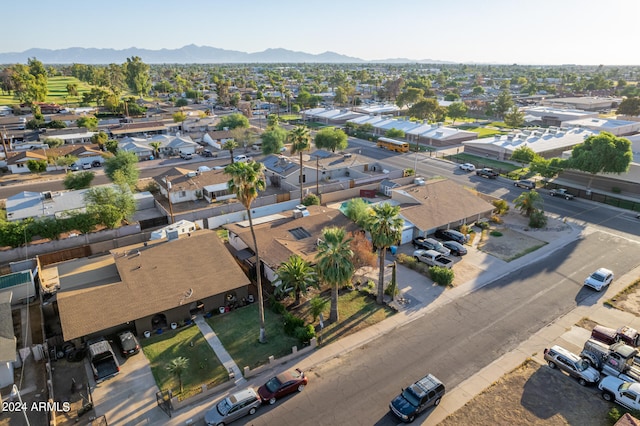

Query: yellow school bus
[376,137,410,153]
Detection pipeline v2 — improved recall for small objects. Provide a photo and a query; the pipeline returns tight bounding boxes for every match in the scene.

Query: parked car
[549,188,575,200]
[599,376,640,410]
[442,240,467,256]
[258,368,308,405]
[389,373,445,423]
[233,154,248,163]
[180,152,193,160]
[413,249,453,269]
[116,331,140,358]
[69,163,81,171]
[434,229,468,244]
[584,267,614,291]
[204,387,261,425]
[91,160,103,168]
[459,163,476,172]
[591,325,640,347]
[543,345,600,386]
[198,166,212,173]
[413,237,450,256]
[514,179,535,190]
[82,163,92,169]
[475,168,499,179]
[202,149,216,158]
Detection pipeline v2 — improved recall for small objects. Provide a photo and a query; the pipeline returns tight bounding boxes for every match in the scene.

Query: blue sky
[2,0,639,65]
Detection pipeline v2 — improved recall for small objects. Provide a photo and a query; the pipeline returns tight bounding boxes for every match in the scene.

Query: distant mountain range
[0,45,453,64]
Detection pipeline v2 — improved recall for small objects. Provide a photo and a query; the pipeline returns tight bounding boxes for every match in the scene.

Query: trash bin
[390,246,397,255]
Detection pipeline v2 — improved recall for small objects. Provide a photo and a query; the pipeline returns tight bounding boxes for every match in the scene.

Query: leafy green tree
[617,97,640,116]
[231,127,257,151]
[447,102,468,125]
[333,86,348,106]
[47,120,66,129]
[175,98,188,107]
[63,171,95,190]
[77,116,99,131]
[30,217,62,241]
[266,114,280,128]
[172,111,187,123]
[27,159,48,173]
[568,132,633,189]
[288,126,312,202]
[55,155,78,172]
[514,190,543,217]
[503,106,525,128]
[367,203,403,304]
[216,113,249,130]
[472,86,485,95]
[223,139,239,162]
[0,219,32,248]
[302,193,320,206]
[261,125,287,155]
[84,185,136,229]
[314,127,348,152]
[408,98,442,122]
[396,87,424,109]
[384,128,405,139]
[530,157,565,179]
[274,255,318,305]
[494,90,514,118]
[316,226,354,323]
[528,209,548,229]
[64,211,96,235]
[225,160,267,342]
[124,56,151,97]
[104,150,139,188]
[510,146,537,167]
[105,139,119,155]
[344,198,371,228]
[43,138,64,148]
[165,357,189,393]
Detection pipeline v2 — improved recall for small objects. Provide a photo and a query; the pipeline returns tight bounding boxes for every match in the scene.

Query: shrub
[283,313,305,336]
[476,221,490,230]
[529,210,547,228]
[270,299,287,315]
[302,194,320,206]
[429,266,455,287]
[295,325,316,344]
[490,230,503,237]
[384,281,399,297]
[492,199,509,215]
[459,224,471,236]
[490,215,503,224]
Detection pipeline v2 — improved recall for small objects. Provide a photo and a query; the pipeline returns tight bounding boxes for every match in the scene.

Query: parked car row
[205,369,308,425]
[70,160,103,171]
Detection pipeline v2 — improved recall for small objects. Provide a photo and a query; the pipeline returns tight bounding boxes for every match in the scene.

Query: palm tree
[149,141,162,159]
[288,126,312,203]
[226,161,268,342]
[166,356,189,393]
[223,139,239,163]
[316,226,354,323]
[274,255,318,305]
[367,203,403,305]
[514,190,543,217]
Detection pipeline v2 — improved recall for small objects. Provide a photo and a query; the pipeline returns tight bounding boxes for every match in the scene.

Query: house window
[16,163,25,168]
[179,191,186,198]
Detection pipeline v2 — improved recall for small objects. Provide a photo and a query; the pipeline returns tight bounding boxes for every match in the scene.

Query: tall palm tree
[514,190,543,217]
[288,125,312,202]
[316,226,354,323]
[367,203,403,305]
[223,139,239,163]
[225,161,267,342]
[274,255,318,305]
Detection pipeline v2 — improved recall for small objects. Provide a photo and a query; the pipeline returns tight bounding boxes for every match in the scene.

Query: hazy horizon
[2,0,639,66]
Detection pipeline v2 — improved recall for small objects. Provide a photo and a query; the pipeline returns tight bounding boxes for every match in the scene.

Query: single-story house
[42,230,252,342]
[41,127,96,144]
[119,138,155,160]
[392,179,496,239]
[224,205,360,285]
[0,293,16,388]
[202,130,234,149]
[108,120,179,138]
[4,144,107,174]
[463,127,598,160]
[155,167,234,205]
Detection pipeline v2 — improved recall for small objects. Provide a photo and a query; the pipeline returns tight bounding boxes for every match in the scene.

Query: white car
[584,267,614,291]
[459,163,476,172]
[233,154,248,163]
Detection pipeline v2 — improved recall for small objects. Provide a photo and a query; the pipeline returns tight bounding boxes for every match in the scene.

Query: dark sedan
[258,368,308,405]
[442,240,467,256]
[116,331,140,357]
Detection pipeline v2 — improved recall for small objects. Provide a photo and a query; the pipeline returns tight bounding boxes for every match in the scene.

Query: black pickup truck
[475,168,499,179]
[87,338,120,383]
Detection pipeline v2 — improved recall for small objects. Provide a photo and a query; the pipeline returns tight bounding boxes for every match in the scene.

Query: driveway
[88,347,161,425]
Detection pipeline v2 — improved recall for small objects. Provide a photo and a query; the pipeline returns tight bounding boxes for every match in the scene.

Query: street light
[10,384,31,426]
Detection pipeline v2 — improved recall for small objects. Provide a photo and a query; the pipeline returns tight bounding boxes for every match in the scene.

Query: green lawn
[207,304,299,370]
[141,325,228,400]
[0,76,104,107]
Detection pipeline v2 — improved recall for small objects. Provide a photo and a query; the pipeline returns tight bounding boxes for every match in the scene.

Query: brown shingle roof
[224,205,359,268]
[397,179,495,231]
[55,230,250,341]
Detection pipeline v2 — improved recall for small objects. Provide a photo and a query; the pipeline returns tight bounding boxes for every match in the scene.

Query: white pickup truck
[413,249,453,269]
[599,376,640,410]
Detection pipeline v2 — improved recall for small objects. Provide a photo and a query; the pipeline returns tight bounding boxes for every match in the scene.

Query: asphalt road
[232,231,640,426]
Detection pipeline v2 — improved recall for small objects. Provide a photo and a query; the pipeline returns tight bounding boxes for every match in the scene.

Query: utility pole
[316,156,319,195]
[164,175,175,224]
